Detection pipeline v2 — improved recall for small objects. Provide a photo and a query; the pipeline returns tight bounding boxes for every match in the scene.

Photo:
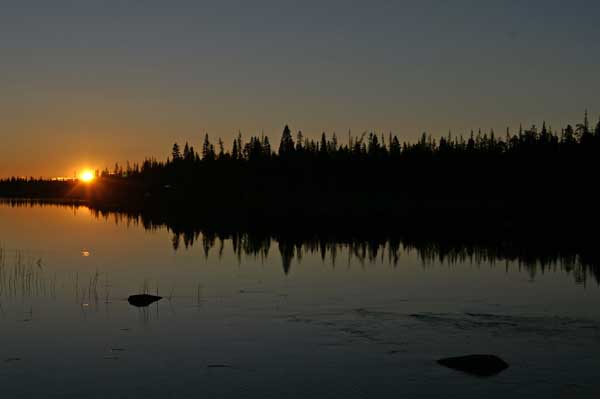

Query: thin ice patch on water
[281,308,414,347]
[353,308,404,320]
[410,312,600,337]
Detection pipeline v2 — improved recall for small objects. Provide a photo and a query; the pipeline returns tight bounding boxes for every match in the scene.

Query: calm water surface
[1,203,599,398]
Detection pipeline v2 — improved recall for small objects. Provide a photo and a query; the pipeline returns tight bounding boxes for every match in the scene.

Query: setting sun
[79,170,95,183]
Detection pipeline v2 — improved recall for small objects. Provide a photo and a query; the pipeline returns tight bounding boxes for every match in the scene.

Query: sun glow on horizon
[79,170,95,183]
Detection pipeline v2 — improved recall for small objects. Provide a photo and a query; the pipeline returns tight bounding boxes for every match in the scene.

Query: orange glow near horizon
[79,170,95,183]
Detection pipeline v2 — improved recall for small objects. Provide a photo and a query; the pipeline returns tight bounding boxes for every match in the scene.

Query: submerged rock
[127,294,162,307]
[437,354,509,376]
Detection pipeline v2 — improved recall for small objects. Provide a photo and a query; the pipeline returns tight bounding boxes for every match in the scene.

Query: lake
[1,202,599,398]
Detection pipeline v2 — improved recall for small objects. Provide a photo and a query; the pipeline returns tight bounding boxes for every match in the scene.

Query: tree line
[94,111,600,179]
[1,111,599,225]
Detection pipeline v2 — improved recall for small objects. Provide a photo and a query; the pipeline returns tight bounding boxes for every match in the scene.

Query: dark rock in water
[127,294,162,307]
[437,354,509,377]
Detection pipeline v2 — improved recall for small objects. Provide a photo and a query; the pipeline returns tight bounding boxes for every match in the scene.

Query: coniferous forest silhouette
[1,113,599,234]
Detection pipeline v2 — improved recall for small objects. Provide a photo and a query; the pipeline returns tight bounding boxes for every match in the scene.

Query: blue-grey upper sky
[1,0,599,176]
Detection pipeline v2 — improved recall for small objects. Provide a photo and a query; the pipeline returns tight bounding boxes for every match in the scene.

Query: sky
[1,0,599,177]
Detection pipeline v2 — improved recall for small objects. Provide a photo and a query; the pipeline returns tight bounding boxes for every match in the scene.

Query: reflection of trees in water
[2,200,599,286]
[410,240,596,286]
[159,225,596,285]
[159,223,600,286]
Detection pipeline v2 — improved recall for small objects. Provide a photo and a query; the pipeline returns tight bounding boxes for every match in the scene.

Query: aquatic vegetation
[0,248,56,298]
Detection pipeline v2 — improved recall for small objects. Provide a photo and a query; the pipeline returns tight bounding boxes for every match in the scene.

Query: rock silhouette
[127,294,162,307]
[437,354,509,377]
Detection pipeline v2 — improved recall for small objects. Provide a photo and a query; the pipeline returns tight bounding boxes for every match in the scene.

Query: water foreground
[1,203,599,398]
